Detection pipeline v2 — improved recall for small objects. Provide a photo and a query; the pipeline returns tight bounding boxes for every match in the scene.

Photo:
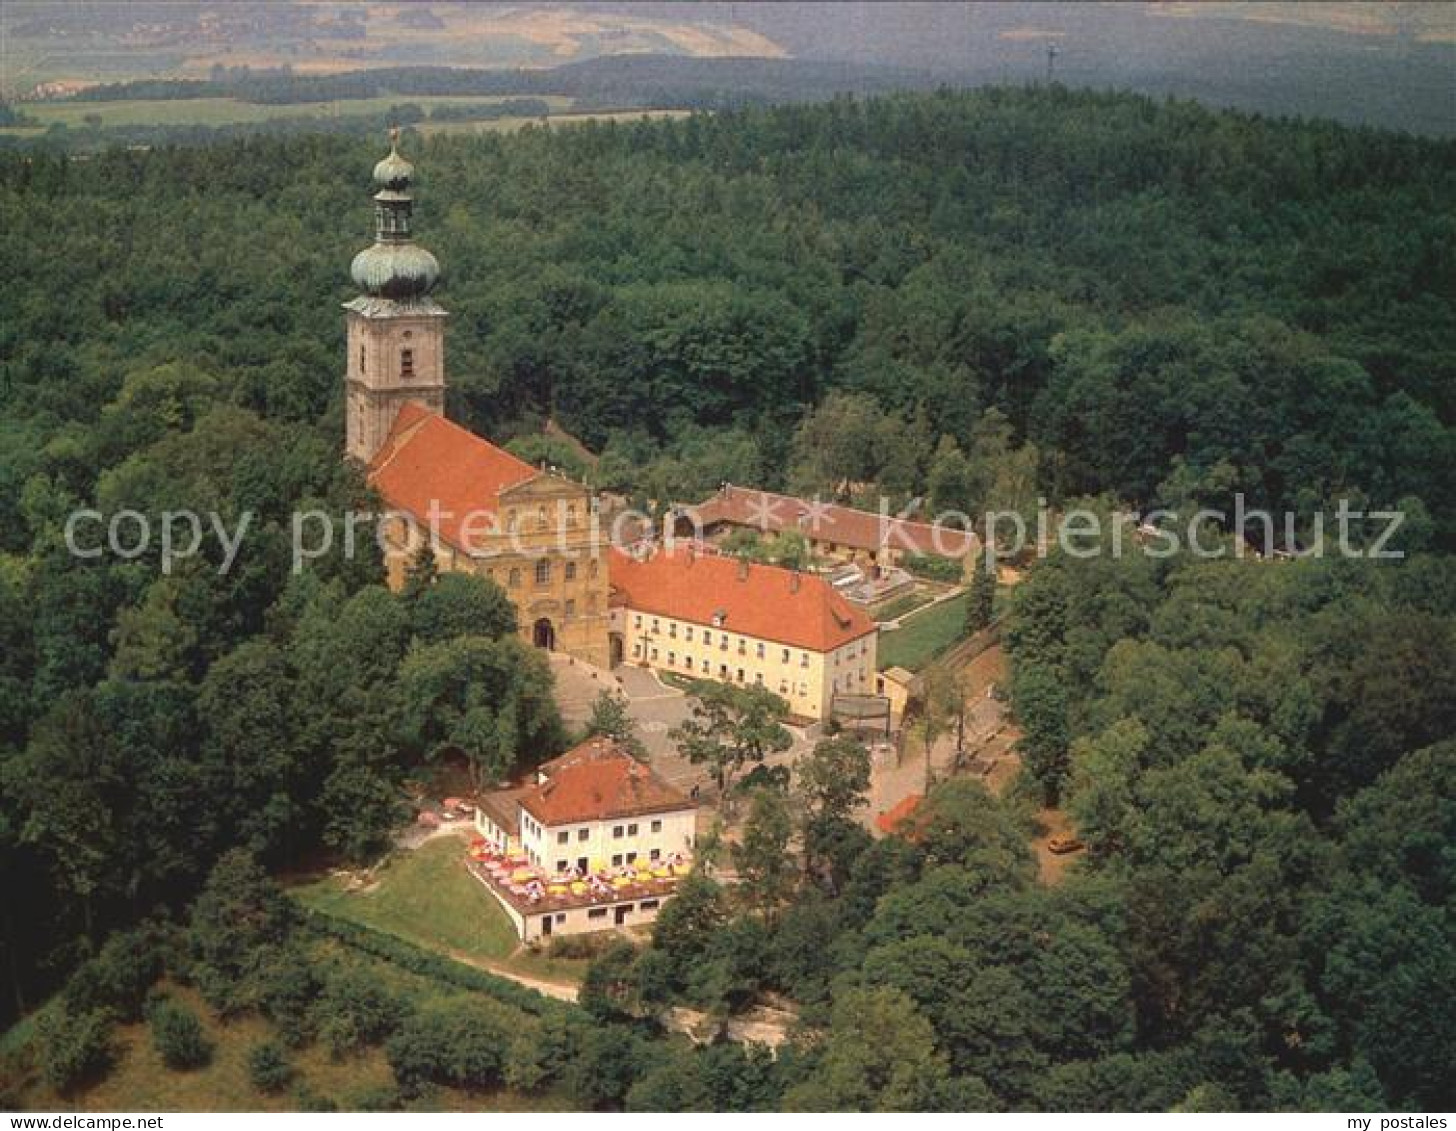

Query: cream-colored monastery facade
[608,547,878,721]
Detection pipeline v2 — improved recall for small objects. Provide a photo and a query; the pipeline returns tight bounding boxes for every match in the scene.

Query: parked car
[1047,835,1085,855]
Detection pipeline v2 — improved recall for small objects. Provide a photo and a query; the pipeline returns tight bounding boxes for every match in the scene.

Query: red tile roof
[690,485,979,559]
[367,403,538,553]
[518,737,692,827]
[876,793,924,836]
[476,786,526,837]
[610,546,877,653]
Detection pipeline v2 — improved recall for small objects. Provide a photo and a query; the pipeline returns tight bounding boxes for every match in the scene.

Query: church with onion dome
[345,131,613,669]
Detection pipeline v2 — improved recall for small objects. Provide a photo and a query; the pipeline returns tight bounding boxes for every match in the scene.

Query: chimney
[737,558,750,581]
[790,571,801,593]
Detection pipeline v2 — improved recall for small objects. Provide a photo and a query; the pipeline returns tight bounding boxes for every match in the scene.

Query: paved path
[863,641,1020,832]
[615,663,680,701]
[602,664,816,796]
[446,948,581,1002]
[548,652,627,729]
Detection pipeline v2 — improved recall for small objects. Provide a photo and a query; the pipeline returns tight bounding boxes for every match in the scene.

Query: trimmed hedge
[294,904,572,1020]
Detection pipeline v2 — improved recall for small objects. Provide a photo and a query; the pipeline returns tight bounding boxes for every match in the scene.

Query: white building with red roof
[609,546,879,721]
[470,737,697,940]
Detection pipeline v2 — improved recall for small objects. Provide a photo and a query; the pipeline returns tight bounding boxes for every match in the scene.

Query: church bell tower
[345,129,447,464]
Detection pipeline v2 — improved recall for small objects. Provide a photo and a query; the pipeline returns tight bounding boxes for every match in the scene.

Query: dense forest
[1,87,1453,1110]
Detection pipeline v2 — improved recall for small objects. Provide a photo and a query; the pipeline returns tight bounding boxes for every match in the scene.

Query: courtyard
[548,652,818,801]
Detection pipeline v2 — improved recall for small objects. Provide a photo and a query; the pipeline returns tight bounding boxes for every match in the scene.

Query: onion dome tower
[344,128,448,464]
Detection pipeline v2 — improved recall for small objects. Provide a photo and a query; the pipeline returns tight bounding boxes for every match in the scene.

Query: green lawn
[292,835,518,963]
[877,592,970,672]
[869,588,934,623]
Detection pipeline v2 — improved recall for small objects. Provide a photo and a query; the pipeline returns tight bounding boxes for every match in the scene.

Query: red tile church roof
[518,738,691,827]
[609,546,877,654]
[367,403,537,553]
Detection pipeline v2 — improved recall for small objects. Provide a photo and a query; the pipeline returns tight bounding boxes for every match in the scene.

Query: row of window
[504,503,583,533]
[552,818,663,846]
[634,644,871,699]
[359,342,416,380]
[633,616,813,666]
[634,645,806,699]
[580,898,660,923]
[554,847,665,873]
[487,557,599,601]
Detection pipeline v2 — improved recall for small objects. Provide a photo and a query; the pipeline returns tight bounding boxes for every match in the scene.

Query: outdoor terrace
[463,837,691,916]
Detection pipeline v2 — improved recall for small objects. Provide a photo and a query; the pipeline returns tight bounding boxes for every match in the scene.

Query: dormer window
[400,348,414,379]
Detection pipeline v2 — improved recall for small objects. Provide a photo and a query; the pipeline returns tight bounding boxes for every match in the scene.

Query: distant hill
[6,1,1453,136]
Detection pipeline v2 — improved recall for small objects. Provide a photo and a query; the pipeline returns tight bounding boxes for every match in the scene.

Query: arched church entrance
[609,633,625,667]
[533,618,556,651]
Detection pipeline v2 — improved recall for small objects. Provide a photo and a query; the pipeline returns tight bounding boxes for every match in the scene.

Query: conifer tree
[402,537,439,602]
[966,554,995,635]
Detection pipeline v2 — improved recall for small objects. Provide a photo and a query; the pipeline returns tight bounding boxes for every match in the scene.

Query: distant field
[0,5,784,90]
[417,107,693,136]
[0,93,575,134]
[877,592,970,672]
